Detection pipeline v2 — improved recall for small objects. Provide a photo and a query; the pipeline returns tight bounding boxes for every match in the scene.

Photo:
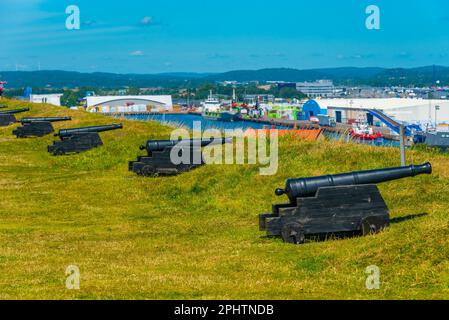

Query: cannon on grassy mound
[0,108,30,127]
[13,117,72,138]
[129,138,231,176]
[48,124,123,155]
[260,163,432,244]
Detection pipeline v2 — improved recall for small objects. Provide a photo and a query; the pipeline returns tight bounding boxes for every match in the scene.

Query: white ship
[201,91,222,112]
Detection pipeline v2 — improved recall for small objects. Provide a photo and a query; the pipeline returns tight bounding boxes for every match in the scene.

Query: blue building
[300,100,328,120]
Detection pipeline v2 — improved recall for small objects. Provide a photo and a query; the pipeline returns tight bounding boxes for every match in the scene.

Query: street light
[435,105,440,129]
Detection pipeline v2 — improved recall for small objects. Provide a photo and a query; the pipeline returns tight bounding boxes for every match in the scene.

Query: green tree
[61,90,78,107]
[278,87,306,99]
[127,87,141,95]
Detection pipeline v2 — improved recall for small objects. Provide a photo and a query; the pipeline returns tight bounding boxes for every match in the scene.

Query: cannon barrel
[56,124,123,137]
[140,137,232,152]
[0,108,30,115]
[20,116,72,124]
[276,163,432,203]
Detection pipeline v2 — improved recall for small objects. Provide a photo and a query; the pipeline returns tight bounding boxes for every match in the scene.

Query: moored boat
[349,123,382,140]
[201,90,221,112]
[421,131,449,150]
[201,90,240,122]
[202,110,239,122]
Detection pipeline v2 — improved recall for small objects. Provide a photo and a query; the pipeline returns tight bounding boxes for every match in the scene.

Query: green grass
[1,98,449,300]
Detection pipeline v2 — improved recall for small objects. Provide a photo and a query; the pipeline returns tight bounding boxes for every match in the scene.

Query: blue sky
[1,0,448,73]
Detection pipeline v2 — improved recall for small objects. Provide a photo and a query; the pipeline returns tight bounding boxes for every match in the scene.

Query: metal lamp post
[399,125,406,166]
[435,105,440,129]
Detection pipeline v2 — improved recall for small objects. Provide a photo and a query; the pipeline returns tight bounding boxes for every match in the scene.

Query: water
[122,113,400,148]
[123,113,289,131]
[324,131,400,148]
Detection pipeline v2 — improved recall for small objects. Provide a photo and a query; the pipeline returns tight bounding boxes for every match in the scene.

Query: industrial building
[310,98,449,127]
[85,95,173,113]
[277,82,297,90]
[296,80,335,98]
[30,94,63,106]
[244,94,275,104]
[299,100,328,120]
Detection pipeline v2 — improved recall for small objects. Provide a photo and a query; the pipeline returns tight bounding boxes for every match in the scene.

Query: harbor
[92,90,448,149]
[115,112,402,147]
[118,111,398,136]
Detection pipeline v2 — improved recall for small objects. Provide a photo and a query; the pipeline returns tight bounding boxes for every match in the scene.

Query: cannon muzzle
[276,163,432,203]
[0,108,30,115]
[56,123,123,138]
[20,117,72,124]
[142,138,232,152]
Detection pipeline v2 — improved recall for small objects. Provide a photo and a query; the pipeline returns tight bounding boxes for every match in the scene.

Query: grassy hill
[0,98,448,299]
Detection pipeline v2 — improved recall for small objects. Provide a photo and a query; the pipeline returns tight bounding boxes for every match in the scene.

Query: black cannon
[260,163,432,244]
[48,124,123,155]
[0,108,30,127]
[129,137,231,176]
[13,117,72,138]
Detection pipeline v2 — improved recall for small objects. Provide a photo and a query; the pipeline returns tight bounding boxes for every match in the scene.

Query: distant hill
[204,68,326,82]
[0,70,205,89]
[203,67,388,83]
[1,66,448,89]
[368,66,449,87]
[158,72,216,78]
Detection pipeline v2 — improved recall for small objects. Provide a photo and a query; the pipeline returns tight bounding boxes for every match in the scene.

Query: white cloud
[130,50,145,57]
[141,16,153,25]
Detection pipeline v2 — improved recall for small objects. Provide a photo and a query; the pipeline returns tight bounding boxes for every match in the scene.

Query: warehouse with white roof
[85,95,173,113]
[311,98,449,126]
[30,94,63,106]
